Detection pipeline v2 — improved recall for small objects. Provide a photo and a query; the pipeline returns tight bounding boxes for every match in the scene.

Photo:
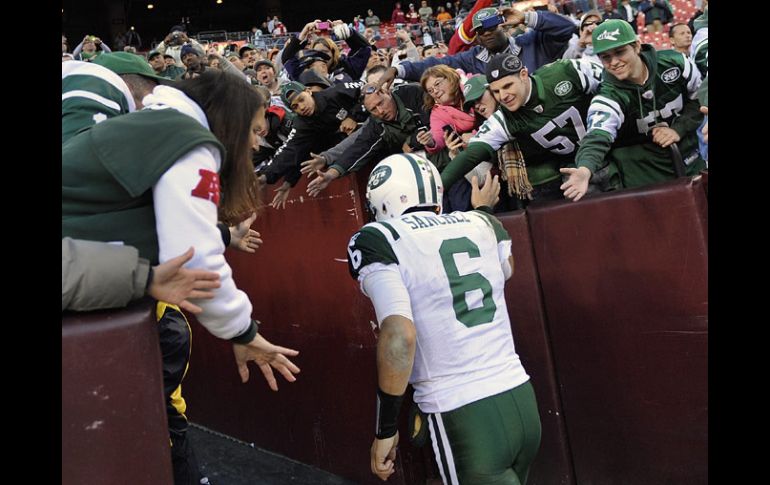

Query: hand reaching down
[233,332,300,391]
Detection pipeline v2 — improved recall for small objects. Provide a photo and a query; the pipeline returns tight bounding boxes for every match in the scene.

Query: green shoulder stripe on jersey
[377,220,401,241]
[347,225,399,280]
[568,59,588,91]
[492,111,512,139]
[592,95,623,118]
[471,210,511,243]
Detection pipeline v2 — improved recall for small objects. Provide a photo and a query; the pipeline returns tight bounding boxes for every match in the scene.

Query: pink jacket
[425,104,477,154]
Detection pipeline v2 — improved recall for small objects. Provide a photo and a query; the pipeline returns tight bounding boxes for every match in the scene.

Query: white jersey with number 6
[347,209,529,413]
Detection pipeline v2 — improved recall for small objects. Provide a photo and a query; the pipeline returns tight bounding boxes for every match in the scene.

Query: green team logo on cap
[502,55,522,72]
[592,19,637,55]
[596,28,621,42]
[368,165,392,190]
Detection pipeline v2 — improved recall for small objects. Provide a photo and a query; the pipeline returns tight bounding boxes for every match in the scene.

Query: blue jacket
[396,11,575,80]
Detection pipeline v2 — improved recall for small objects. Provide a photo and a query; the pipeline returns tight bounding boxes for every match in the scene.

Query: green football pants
[427,381,541,485]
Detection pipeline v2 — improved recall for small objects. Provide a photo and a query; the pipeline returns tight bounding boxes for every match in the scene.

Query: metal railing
[193,30,295,50]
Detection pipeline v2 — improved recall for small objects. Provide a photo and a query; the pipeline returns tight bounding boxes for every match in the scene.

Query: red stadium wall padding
[182,173,707,484]
[183,173,433,485]
[527,177,708,485]
[498,211,576,485]
[62,301,173,485]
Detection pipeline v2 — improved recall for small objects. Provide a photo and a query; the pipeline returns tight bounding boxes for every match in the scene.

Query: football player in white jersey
[347,153,541,484]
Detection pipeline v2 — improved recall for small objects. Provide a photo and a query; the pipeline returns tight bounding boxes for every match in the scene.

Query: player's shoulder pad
[468,210,511,243]
[347,223,400,280]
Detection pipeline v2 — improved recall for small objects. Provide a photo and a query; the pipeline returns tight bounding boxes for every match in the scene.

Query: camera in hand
[317,21,330,30]
[169,32,184,46]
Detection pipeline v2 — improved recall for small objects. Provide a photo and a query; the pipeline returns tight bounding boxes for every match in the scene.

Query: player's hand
[233,333,300,390]
[370,431,399,481]
[270,182,292,209]
[300,152,326,176]
[471,174,500,209]
[307,168,340,197]
[229,212,262,253]
[651,126,681,148]
[560,166,592,201]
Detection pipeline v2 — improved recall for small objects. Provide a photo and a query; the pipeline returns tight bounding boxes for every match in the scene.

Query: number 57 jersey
[347,209,529,414]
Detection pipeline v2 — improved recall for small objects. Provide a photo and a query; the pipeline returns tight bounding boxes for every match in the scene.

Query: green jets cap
[92,52,173,84]
[462,75,488,110]
[592,19,638,55]
[471,8,502,33]
[280,81,307,107]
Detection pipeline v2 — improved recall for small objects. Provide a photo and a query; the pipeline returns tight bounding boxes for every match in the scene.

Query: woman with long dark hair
[62,70,300,484]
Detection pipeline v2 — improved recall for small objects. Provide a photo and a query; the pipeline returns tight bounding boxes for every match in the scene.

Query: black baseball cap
[485,53,524,82]
[299,69,331,89]
[239,43,257,57]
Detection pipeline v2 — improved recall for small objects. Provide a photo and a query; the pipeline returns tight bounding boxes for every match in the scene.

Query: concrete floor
[188,423,360,485]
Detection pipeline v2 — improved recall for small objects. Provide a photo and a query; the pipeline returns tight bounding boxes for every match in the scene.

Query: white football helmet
[366,153,444,222]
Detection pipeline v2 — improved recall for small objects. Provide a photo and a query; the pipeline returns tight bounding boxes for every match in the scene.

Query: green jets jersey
[62,109,223,264]
[62,60,135,144]
[577,45,706,188]
[441,58,602,189]
[347,210,528,413]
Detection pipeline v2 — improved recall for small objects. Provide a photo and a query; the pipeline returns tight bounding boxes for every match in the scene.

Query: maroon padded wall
[527,177,708,485]
[183,174,432,485]
[498,211,575,485]
[62,301,173,485]
[183,174,707,484]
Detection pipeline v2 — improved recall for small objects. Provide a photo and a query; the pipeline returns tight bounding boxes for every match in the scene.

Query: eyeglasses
[426,78,447,96]
[582,19,603,29]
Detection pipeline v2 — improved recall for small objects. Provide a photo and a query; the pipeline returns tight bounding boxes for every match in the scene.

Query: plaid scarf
[497,139,533,200]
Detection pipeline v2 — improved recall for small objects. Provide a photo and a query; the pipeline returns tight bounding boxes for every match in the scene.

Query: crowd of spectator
[62,0,709,264]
